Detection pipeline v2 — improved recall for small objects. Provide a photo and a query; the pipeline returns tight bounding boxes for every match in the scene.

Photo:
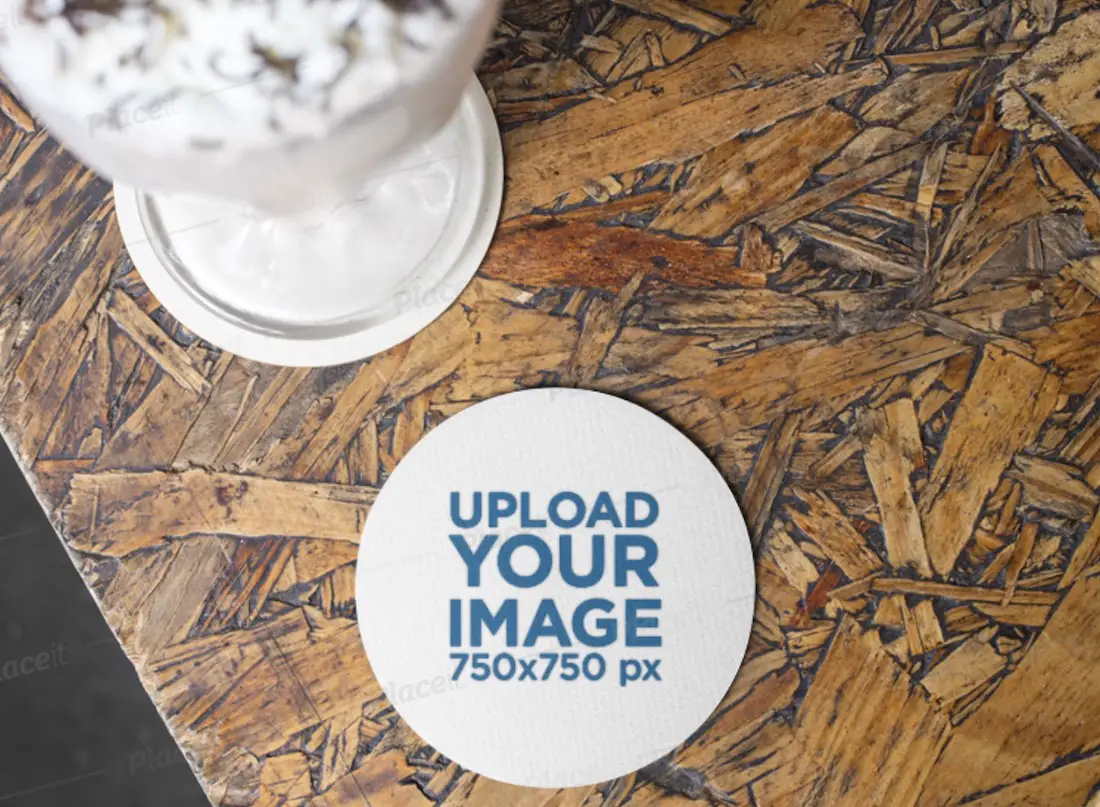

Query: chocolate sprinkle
[382,0,451,18]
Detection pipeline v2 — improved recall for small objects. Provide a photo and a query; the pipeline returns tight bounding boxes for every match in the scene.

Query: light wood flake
[858,397,932,576]
[920,346,1059,576]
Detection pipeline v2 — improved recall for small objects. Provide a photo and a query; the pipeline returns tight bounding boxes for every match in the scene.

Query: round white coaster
[356,389,755,788]
[113,77,503,367]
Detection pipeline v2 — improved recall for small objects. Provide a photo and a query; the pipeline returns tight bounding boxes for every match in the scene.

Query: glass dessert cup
[2,2,503,366]
[113,77,503,367]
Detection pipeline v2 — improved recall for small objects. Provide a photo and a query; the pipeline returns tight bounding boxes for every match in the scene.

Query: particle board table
[3,1,1100,805]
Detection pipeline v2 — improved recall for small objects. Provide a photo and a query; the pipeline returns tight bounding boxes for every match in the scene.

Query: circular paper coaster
[356,388,755,788]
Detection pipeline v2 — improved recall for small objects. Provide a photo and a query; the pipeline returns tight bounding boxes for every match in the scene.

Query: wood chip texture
[3,0,1100,804]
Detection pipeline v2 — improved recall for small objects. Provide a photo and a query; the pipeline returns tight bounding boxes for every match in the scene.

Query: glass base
[114,78,503,367]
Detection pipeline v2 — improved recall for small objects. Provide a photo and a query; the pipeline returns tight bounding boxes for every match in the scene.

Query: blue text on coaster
[356,388,755,788]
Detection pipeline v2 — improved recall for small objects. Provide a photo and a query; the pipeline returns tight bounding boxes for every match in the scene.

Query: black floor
[0,440,211,807]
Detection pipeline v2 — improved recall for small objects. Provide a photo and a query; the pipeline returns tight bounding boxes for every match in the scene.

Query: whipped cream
[0,0,483,155]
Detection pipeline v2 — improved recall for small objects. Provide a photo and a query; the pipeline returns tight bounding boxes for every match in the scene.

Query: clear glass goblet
[0,0,505,365]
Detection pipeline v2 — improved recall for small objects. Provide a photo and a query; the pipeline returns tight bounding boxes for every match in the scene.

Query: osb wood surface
[4,0,1100,804]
